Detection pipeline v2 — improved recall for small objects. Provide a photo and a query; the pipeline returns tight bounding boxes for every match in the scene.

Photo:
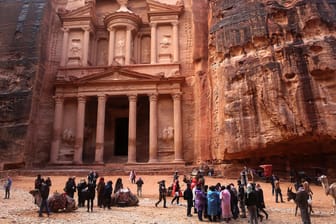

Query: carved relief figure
[116,0,133,13]
[160,35,171,49]
[62,128,75,145]
[69,39,82,57]
[162,126,174,142]
[117,39,125,56]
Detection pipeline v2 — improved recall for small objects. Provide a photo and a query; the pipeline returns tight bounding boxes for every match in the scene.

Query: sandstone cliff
[208,0,336,171]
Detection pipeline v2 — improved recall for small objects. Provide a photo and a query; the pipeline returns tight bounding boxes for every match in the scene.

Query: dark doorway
[114,117,129,156]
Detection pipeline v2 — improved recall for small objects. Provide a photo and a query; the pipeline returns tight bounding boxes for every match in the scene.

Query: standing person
[256,183,268,221]
[207,185,220,222]
[183,182,193,217]
[270,173,277,196]
[195,184,206,221]
[296,185,312,224]
[45,177,52,187]
[220,185,232,223]
[129,170,136,184]
[77,178,87,207]
[114,178,123,194]
[135,177,144,197]
[240,167,249,186]
[38,179,50,217]
[275,179,284,203]
[4,176,12,199]
[97,177,106,208]
[88,170,99,185]
[155,180,167,208]
[103,180,113,210]
[64,177,76,198]
[237,180,247,218]
[173,171,179,182]
[303,181,314,213]
[171,179,181,205]
[245,183,258,224]
[228,183,239,220]
[34,174,43,190]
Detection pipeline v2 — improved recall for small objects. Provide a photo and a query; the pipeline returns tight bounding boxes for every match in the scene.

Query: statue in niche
[162,126,174,142]
[116,0,133,13]
[62,128,75,145]
[69,40,81,57]
[117,39,125,56]
[160,35,171,49]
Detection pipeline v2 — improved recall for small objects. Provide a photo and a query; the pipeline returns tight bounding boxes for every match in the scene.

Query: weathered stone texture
[209,0,336,166]
[0,0,52,169]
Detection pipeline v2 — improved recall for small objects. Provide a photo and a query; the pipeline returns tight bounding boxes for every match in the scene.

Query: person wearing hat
[155,180,167,208]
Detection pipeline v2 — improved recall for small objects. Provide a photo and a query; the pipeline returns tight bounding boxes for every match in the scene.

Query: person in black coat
[256,183,268,221]
[155,180,167,208]
[103,180,113,209]
[183,183,193,217]
[295,186,311,224]
[245,183,258,224]
[39,179,50,217]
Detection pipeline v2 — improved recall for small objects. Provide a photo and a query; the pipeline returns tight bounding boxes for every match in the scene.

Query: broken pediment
[147,0,184,13]
[75,67,161,84]
[58,1,96,23]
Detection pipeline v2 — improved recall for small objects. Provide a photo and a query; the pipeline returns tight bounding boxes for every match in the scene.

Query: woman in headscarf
[220,185,232,222]
[207,185,220,222]
[245,183,258,224]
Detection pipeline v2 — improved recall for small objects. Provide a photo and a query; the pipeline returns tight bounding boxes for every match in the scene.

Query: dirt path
[1,174,336,223]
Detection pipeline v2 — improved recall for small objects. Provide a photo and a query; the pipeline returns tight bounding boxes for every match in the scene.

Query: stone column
[73,96,86,164]
[82,27,90,66]
[125,27,132,65]
[61,28,69,66]
[50,96,64,163]
[108,27,115,66]
[95,94,106,164]
[128,94,137,163]
[148,93,158,163]
[172,22,179,63]
[173,93,184,162]
[150,22,157,64]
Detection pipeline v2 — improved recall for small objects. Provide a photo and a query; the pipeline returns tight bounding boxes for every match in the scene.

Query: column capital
[82,26,91,32]
[171,21,179,26]
[149,93,158,102]
[128,94,137,102]
[108,27,115,32]
[78,96,86,103]
[61,27,69,32]
[150,22,157,28]
[172,93,182,100]
[54,95,64,103]
[97,94,107,100]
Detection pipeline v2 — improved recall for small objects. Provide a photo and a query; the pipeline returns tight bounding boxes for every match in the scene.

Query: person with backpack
[183,182,193,217]
[39,179,50,217]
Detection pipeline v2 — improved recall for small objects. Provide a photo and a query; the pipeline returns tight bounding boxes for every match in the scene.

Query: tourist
[97,177,105,207]
[270,173,278,195]
[171,179,181,205]
[207,185,220,222]
[88,170,99,185]
[77,178,87,207]
[173,170,179,182]
[195,184,206,221]
[39,179,50,217]
[228,183,239,219]
[64,177,76,198]
[129,170,136,184]
[295,185,312,224]
[275,179,284,203]
[220,185,232,222]
[183,182,193,217]
[34,174,43,190]
[114,178,123,194]
[155,180,167,208]
[245,183,258,224]
[256,183,268,221]
[240,166,249,186]
[135,177,144,197]
[237,180,247,218]
[45,177,52,187]
[4,176,12,199]
[103,180,113,209]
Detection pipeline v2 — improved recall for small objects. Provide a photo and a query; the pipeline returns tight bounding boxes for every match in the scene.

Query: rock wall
[208,0,336,171]
[0,0,55,169]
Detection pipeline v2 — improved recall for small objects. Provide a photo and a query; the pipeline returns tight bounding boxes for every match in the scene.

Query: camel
[111,188,139,207]
[318,175,336,215]
[29,189,77,212]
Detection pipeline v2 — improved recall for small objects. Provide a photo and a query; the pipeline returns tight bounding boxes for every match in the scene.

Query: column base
[94,161,104,165]
[173,159,185,164]
[148,159,158,163]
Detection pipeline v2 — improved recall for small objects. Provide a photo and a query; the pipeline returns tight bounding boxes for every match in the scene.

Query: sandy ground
[1,174,336,224]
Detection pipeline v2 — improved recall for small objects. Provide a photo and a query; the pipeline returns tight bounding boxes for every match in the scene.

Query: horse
[81,182,96,212]
[29,189,77,212]
[287,187,313,216]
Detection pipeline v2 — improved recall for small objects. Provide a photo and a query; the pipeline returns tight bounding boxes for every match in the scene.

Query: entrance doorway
[114,117,129,156]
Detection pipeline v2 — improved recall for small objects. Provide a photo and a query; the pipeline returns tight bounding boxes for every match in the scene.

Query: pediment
[147,0,184,13]
[75,68,161,84]
[58,2,95,21]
